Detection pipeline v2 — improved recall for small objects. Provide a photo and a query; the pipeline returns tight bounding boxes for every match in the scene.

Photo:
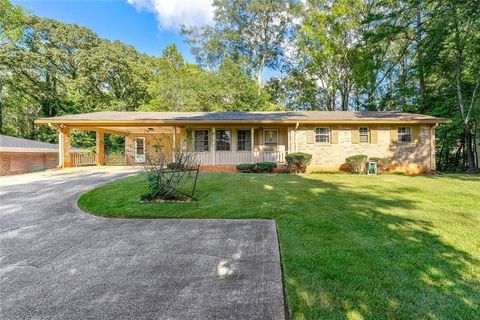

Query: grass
[78,172,480,320]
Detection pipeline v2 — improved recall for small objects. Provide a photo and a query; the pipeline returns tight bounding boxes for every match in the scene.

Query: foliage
[339,162,354,173]
[0,0,26,43]
[345,154,368,174]
[141,139,200,201]
[236,163,256,173]
[182,0,295,86]
[79,172,480,319]
[255,161,277,173]
[236,162,277,173]
[166,162,182,171]
[2,0,479,173]
[285,152,312,173]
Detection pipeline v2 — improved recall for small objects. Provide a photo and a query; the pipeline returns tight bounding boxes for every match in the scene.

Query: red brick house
[0,135,86,176]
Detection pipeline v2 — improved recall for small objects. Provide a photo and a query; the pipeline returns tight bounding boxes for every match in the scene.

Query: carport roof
[35,111,450,125]
[0,134,86,153]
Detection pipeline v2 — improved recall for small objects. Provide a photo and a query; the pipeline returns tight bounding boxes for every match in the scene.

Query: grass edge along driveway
[78,172,480,320]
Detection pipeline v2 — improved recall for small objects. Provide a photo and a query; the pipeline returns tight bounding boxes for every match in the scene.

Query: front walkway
[0,168,285,319]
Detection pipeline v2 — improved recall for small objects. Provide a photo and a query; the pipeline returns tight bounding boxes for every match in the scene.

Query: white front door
[134,137,146,163]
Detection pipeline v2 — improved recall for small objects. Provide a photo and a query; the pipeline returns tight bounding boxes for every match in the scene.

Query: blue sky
[13,0,202,61]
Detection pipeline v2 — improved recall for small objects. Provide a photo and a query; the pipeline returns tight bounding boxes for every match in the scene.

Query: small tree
[133,137,201,201]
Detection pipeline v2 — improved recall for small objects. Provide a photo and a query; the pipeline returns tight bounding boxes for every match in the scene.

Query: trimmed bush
[236,163,256,173]
[339,163,354,173]
[345,154,368,174]
[285,152,312,173]
[255,162,277,173]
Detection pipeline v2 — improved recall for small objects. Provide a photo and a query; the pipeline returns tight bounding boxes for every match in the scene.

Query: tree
[297,0,365,110]
[182,0,294,87]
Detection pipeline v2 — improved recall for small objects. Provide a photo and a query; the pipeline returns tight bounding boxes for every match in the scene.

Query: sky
[12,0,218,62]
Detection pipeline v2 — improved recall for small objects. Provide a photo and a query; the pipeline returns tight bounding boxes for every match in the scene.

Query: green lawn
[78,172,480,320]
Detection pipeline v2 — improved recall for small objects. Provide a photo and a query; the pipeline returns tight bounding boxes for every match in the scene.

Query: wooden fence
[71,153,96,167]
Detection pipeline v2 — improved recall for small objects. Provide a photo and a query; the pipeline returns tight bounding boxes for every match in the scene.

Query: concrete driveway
[0,168,285,320]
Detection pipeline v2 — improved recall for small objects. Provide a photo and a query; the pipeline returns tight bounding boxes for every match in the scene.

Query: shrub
[255,162,277,173]
[167,162,182,170]
[236,163,256,173]
[345,154,368,174]
[339,163,354,173]
[285,152,312,173]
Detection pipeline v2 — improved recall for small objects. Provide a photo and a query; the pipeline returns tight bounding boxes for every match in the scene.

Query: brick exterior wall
[0,152,59,176]
[294,124,435,173]
[121,124,437,174]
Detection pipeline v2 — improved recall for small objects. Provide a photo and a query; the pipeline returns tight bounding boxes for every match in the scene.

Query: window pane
[194,130,209,152]
[359,127,369,143]
[216,129,231,151]
[135,138,144,155]
[264,130,278,144]
[237,129,252,151]
[397,127,412,142]
[315,128,330,143]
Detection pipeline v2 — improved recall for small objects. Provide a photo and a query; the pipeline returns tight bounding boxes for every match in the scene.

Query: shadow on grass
[261,174,479,319]
[78,172,480,319]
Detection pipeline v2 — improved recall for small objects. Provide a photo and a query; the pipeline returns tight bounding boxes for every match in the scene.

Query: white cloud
[127,0,215,29]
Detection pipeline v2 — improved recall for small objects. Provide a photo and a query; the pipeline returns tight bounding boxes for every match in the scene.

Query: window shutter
[412,126,421,143]
[390,128,398,143]
[306,128,314,144]
[370,127,378,144]
[331,128,339,144]
[351,127,359,144]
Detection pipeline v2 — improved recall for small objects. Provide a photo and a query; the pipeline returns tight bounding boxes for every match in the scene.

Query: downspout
[431,124,439,172]
[295,122,300,153]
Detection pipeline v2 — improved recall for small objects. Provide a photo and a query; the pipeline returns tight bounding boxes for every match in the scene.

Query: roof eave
[35,118,451,126]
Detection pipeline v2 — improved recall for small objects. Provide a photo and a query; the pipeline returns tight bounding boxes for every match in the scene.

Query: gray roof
[0,135,86,153]
[36,111,449,124]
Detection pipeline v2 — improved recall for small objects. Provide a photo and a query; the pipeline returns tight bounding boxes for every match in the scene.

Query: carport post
[172,126,176,162]
[96,130,105,166]
[59,125,71,168]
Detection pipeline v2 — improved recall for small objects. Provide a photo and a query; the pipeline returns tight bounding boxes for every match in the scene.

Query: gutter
[34,119,453,126]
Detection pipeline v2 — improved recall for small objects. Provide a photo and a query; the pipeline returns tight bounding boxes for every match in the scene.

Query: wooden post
[173,126,177,162]
[96,130,105,166]
[212,127,216,165]
[60,126,71,168]
[251,127,255,163]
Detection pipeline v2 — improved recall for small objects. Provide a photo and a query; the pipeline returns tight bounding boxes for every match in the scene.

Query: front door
[134,137,146,163]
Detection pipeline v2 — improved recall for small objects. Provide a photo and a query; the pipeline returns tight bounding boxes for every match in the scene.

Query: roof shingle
[36,111,449,124]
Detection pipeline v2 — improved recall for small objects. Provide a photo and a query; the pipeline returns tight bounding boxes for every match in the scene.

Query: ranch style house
[35,111,450,173]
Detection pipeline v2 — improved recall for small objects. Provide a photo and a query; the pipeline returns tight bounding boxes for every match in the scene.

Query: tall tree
[182,0,294,87]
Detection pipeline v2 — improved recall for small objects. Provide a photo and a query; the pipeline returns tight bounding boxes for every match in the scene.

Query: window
[315,127,330,143]
[359,127,369,143]
[264,129,278,145]
[397,127,412,142]
[216,129,231,151]
[194,129,209,152]
[237,129,252,151]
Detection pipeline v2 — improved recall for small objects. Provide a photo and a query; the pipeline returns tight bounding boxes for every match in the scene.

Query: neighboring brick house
[0,135,86,176]
[35,111,450,174]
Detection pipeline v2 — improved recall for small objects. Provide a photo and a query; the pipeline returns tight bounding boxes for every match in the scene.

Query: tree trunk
[464,123,478,173]
[416,5,426,112]
[453,13,479,173]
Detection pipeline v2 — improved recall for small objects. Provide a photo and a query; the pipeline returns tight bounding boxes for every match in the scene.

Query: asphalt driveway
[0,168,285,320]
